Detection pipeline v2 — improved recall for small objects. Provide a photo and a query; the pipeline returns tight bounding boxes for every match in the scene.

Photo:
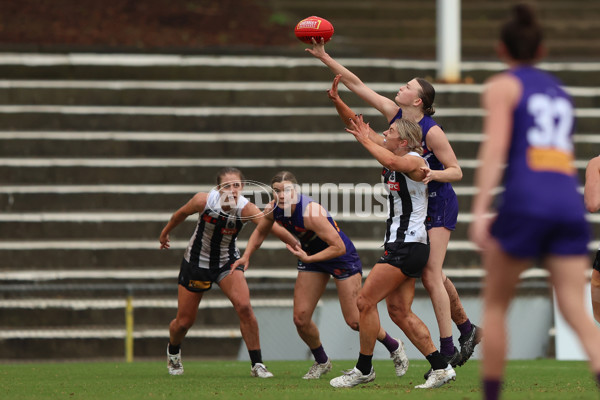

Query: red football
[294,16,334,44]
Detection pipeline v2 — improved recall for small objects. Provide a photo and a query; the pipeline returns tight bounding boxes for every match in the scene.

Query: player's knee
[387,302,410,322]
[293,311,311,329]
[345,319,359,331]
[356,294,376,314]
[235,302,254,321]
[174,316,195,331]
[420,271,439,291]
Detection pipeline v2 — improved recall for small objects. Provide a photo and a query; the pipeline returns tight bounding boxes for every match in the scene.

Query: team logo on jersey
[221,222,238,235]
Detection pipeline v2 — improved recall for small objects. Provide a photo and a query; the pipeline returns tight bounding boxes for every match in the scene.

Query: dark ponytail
[416,78,436,116]
[500,3,543,61]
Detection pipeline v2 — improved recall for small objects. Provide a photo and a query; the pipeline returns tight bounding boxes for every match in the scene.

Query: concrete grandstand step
[0,331,241,360]
[0,80,483,108]
[2,130,600,160]
[1,239,598,270]
[0,298,293,327]
[2,104,600,133]
[1,157,593,186]
[2,80,599,110]
[4,212,600,240]
[332,18,600,43]
[0,105,487,133]
[2,54,600,85]
[0,184,481,213]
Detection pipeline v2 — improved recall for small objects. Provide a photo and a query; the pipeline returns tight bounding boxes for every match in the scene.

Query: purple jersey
[273,194,361,267]
[496,66,585,220]
[390,109,457,217]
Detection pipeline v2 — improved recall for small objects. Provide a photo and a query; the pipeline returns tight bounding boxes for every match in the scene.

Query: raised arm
[159,192,207,249]
[346,115,426,181]
[584,156,600,212]
[328,74,384,146]
[307,39,399,120]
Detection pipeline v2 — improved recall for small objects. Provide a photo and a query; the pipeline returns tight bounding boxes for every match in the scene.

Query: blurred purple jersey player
[469,4,600,399]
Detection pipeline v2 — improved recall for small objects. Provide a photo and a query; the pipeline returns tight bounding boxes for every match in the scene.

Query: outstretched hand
[305,37,326,58]
[328,74,342,101]
[345,114,371,143]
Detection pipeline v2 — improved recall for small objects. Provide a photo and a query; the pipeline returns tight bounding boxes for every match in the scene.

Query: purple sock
[458,319,473,337]
[378,333,399,353]
[483,379,501,400]
[311,345,328,364]
[597,372,600,387]
[440,336,454,356]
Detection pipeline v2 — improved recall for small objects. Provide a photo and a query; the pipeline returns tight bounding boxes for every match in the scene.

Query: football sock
[248,349,262,366]
[440,336,454,357]
[458,319,473,337]
[596,372,600,387]
[378,332,399,353]
[168,343,180,355]
[426,350,447,370]
[356,353,373,376]
[483,378,501,400]
[310,345,328,364]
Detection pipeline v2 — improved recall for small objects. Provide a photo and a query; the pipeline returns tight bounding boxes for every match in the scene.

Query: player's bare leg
[592,269,600,324]
[220,270,273,377]
[167,285,203,375]
[546,256,600,372]
[480,240,529,392]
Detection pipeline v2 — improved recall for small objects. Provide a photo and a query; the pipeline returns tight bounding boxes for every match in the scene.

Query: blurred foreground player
[469,4,600,399]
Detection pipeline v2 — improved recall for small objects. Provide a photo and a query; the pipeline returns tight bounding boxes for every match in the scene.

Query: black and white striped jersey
[381,153,429,245]
[183,190,249,269]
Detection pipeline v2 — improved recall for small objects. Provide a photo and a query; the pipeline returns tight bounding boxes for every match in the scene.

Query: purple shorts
[297,252,362,280]
[491,213,590,259]
[426,193,458,231]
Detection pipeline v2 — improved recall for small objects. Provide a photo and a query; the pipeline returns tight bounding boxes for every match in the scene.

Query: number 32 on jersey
[526,93,575,175]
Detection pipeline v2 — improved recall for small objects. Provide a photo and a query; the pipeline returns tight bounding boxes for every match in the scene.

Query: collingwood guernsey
[382,153,429,245]
[184,189,249,269]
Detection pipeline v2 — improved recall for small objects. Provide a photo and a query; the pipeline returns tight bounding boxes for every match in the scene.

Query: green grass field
[1,359,598,400]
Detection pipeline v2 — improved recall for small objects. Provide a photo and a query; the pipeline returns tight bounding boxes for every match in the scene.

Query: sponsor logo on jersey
[388,182,400,191]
